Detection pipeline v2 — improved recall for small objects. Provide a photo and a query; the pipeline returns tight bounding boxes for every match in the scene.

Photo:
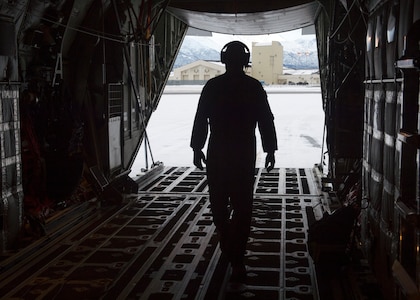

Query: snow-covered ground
[130,85,325,177]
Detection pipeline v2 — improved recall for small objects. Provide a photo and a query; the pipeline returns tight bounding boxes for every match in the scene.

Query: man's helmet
[220,41,250,67]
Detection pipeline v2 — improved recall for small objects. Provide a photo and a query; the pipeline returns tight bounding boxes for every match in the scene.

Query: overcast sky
[213,28,308,42]
[184,28,316,54]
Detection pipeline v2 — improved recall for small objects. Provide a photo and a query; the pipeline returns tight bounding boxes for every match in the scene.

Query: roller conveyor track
[0,167,323,300]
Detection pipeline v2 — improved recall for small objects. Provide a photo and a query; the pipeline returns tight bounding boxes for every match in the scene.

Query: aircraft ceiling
[167,0,320,35]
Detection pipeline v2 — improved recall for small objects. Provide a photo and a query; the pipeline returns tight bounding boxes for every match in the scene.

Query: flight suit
[191,70,278,268]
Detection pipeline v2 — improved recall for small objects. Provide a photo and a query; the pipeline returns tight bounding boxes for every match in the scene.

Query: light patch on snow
[130,86,324,177]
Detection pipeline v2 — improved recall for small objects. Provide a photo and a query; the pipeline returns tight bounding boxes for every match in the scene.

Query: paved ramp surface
[0,167,322,299]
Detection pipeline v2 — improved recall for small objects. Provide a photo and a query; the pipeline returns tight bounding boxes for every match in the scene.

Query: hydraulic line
[111,0,157,168]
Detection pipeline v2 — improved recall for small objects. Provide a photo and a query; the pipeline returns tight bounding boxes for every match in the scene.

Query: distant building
[251,41,283,85]
[169,43,319,86]
[278,68,320,86]
[170,60,225,84]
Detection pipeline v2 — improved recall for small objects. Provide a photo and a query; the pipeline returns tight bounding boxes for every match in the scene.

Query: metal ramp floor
[0,167,324,300]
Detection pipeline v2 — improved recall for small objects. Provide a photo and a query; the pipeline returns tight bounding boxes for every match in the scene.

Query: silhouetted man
[191,41,278,286]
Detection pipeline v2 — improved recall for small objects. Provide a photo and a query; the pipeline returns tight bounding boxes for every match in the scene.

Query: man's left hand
[193,150,206,170]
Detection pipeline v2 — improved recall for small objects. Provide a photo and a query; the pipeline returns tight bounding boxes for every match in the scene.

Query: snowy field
[130,85,325,177]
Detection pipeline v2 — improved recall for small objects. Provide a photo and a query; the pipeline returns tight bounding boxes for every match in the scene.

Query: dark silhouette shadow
[191,41,278,287]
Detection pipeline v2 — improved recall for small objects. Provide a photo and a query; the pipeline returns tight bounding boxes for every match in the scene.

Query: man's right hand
[193,150,206,170]
[265,152,275,172]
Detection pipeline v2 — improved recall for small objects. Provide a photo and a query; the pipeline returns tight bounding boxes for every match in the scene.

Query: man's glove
[265,152,275,172]
[193,150,206,170]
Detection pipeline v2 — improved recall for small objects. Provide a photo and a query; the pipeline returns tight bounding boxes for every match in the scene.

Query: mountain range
[174,35,319,70]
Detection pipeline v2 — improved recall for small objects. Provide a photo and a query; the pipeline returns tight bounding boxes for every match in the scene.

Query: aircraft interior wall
[0,1,187,251]
[361,1,420,298]
[313,1,420,298]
